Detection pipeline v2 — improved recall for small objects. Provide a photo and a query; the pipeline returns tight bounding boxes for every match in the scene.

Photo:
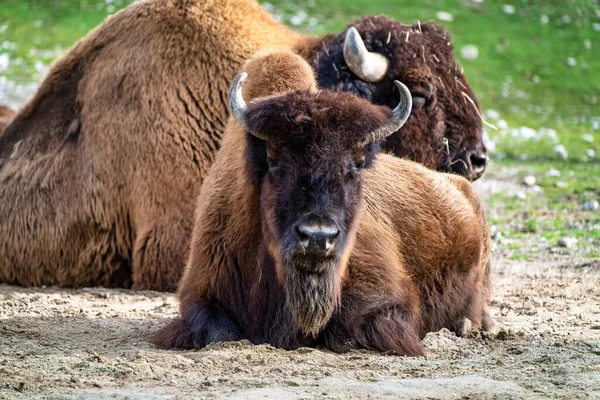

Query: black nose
[470,152,488,180]
[295,219,340,255]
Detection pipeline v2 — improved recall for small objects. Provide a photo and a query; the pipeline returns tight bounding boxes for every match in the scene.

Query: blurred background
[0,0,598,260]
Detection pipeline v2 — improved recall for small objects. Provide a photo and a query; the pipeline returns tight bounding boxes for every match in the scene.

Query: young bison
[152,52,497,354]
[0,0,486,291]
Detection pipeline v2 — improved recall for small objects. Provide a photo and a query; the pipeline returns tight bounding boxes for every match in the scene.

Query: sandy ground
[1,180,600,400]
[1,258,599,399]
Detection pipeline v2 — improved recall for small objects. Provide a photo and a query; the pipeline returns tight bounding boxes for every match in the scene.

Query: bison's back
[0,0,300,288]
[357,154,490,333]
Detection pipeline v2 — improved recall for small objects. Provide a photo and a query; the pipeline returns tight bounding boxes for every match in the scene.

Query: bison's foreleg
[151,301,241,349]
[185,301,241,348]
[322,302,424,356]
[132,213,192,291]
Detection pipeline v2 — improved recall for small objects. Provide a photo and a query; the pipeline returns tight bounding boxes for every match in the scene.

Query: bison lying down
[152,52,497,355]
[0,0,487,292]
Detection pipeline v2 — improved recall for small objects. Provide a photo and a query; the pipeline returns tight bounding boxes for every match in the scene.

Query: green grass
[0,0,598,258]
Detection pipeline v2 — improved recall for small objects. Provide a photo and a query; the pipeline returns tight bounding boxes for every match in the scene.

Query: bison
[0,106,14,133]
[152,51,497,355]
[0,0,487,291]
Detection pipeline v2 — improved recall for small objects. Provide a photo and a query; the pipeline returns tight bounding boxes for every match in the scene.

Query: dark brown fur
[152,52,496,355]
[0,0,485,291]
[305,17,486,179]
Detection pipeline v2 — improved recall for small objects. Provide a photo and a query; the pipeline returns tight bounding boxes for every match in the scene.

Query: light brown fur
[0,0,301,290]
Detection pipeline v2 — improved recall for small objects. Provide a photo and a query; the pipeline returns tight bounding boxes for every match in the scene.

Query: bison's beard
[284,258,341,337]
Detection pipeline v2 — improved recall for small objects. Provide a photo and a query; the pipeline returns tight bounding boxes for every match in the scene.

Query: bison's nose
[451,149,488,181]
[295,219,340,255]
[470,152,488,180]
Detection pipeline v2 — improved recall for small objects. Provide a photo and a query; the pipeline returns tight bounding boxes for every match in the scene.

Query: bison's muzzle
[294,214,340,259]
[451,146,488,181]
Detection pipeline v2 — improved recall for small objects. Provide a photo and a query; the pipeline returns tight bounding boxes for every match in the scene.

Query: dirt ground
[1,181,600,399]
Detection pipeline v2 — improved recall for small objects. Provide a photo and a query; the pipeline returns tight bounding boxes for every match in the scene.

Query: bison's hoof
[454,317,473,337]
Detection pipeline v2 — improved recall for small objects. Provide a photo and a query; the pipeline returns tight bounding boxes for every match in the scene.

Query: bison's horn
[228,72,269,140]
[229,72,249,128]
[365,80,412,144]
[343,27,389,83]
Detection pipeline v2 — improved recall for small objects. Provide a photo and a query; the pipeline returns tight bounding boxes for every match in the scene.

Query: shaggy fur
[0,0,485,290]
[151,52,496,355]
[0,106,14,133]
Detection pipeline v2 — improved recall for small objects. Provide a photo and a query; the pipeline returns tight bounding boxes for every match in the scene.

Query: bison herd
[0,0,498,355]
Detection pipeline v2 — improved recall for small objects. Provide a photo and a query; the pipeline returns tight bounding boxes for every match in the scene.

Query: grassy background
[0,0,598,258]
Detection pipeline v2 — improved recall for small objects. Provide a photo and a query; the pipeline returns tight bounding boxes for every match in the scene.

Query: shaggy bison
[152,51,497,354]
[0,0,486,291]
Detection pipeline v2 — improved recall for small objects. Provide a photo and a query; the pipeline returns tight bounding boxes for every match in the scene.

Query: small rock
[593,23,600,32]
[567,57,577,67]
[555,181,568,188]
[460,44,479,60]
[490,225,501,240]
[585,40,592,50]
[436,11,454,22]
[289,10,307,26]
[582,133,594,143]
[546,168,561,177]
[0,54,9,73]
[586,149,595,158]
[496,119,509,130]
[502,4,515,14]
[557,237,577,248]
[522,175,536,186]
[485,109,500,120]
[583,201,599,211]
[540,15,549,24]
[514,191,527,200]
[554,144,568,160]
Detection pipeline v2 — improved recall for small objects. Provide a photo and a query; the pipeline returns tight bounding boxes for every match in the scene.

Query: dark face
[312,16,488,181]
[242,90,390,336]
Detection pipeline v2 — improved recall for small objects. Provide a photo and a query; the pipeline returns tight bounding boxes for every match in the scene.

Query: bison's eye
[411,95,427,110]
[266,156,280,169]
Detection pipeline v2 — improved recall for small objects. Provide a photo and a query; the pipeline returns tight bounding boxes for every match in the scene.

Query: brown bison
[0,106,14,132]
[0,0,486,291]
[152,51,497,354]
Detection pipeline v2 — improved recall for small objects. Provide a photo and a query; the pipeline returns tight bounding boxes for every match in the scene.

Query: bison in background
[0,106,15,133]
[152,51,497,355]
[0,0,487,291]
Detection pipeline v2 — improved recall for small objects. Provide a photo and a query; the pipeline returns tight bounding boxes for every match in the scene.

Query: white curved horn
[343,27,390,83]
[365,80,412,144]
[228,72,249,129]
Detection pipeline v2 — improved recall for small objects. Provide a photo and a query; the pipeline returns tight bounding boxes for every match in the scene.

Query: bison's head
[229,73,412,336]
[312,16,487,181]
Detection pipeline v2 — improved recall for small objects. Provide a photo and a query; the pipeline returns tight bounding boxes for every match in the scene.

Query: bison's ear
[242,97,286,141]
